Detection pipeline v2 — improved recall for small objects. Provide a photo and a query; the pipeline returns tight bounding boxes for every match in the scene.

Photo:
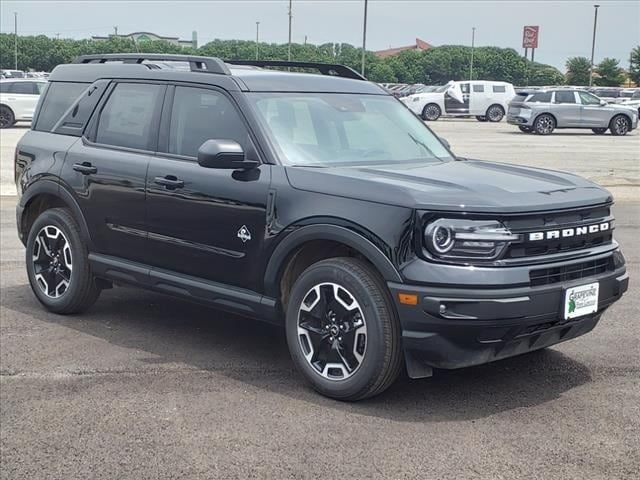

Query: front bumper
[388,253,628,375]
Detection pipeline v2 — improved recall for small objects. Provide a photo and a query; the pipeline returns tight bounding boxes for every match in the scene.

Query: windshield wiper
[407,132,437,157]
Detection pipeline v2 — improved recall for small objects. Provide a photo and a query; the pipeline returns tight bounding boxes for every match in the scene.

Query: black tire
[609,115,631,136]
[592,128,607,135]
[476,115,488,122]
[534,114,556,135]
[518,126,533,133]
[422,103,441,121]
[285,258,402,401]
[0,105,15,129]
[486,104,505,122]
[26,208,101,314]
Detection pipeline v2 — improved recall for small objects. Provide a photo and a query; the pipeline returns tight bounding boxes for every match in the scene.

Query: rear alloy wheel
[486,105,505,122]
[592,128,607,135]
[534,114,556,135]
[476,115,488,122]
[518,126,533,133]
[0,105,15,129]
[609,115,630,136]
[422,103,441,121]
[286,258,402,401]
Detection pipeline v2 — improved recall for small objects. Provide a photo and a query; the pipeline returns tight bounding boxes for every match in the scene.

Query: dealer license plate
[564,282,599,320]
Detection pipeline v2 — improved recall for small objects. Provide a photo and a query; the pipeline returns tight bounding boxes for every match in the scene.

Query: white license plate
[564,282,599,319]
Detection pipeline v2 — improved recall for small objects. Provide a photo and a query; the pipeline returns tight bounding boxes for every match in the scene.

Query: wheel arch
[264,223,403,306]
[486,103,505,114]
[533,111,557,125]
[19,181,92,248]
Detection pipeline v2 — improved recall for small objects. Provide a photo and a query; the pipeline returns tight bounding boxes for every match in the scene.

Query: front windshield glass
[248,93,453,167]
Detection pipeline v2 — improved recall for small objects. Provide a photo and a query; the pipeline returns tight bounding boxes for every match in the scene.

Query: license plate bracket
[564,282,599,320]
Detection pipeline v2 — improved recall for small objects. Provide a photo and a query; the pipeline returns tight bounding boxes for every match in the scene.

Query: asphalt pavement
[1,195,639,479]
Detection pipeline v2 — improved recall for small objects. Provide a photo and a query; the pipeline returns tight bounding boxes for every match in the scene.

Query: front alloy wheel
[609,115,630,136]
[297,283,367,380]
[32,225,73,298]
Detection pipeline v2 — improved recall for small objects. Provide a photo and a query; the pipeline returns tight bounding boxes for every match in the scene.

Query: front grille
[529,256,613,287]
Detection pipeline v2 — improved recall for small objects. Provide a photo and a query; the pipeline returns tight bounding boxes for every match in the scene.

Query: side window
[96,83,164,151]
[555,91,576,104]
[9,82,36,94]
[168,86,248,157]
[578,91,601,106]
[472,84,484,93]
[34,82,88,132]
[492,85,506,93]
[528,92,552,103]
[0,82,12,93]
[459,83,470,94]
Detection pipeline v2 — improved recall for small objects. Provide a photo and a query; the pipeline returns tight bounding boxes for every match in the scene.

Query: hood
[285,159,612,213]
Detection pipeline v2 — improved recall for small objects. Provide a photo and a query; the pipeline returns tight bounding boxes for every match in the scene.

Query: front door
[444,82,470,114]
[577,90,611,127]
[144,85,270,292]
[61,82,165,262]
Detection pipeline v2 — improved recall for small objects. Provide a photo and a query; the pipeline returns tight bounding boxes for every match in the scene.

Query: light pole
[14,12,18,70]
[361,0,368,76]
[256,22,260,60]
[287,0,292,62]
[469,27,476,81]
[589,4,600,87]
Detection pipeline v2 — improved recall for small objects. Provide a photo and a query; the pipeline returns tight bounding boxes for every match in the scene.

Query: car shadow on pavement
[2,283,593,423]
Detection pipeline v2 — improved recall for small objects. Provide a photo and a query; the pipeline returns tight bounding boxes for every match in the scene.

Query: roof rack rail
[73,54,231,75]
[225,60,366,81]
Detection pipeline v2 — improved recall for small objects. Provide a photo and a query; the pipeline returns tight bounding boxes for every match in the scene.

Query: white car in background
[402,80,516,122]
[0,78,47,128]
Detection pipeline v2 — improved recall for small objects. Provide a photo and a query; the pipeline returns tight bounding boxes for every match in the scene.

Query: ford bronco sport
[15,54,628,400]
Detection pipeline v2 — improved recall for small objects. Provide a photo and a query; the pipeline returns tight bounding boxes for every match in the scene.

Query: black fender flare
[19,180,93,249]
[263,223,403,297]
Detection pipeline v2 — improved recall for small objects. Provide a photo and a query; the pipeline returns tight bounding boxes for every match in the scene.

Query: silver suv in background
[507,89,638,135]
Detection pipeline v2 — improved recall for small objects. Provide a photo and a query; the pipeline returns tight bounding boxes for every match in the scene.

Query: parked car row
[507,88,638,135]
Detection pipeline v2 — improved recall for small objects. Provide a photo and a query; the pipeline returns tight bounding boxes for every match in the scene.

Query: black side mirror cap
[197,139,259,170]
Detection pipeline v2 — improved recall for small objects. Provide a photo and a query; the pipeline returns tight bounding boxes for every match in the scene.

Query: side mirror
[197,139,258,170]
[439,136,451,150]
[599,99,607,106]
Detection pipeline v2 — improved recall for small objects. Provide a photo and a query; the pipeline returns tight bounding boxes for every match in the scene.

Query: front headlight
[424,218,520,260]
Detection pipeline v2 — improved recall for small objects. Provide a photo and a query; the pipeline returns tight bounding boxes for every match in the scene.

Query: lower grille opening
[529,257,613,287]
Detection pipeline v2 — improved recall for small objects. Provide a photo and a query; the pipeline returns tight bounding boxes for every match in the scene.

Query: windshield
[248,93,453,167]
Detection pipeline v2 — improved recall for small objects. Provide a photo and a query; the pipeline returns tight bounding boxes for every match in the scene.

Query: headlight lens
[425,219,520,260]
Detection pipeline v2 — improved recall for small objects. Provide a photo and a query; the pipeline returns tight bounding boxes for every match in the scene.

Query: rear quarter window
[492,85,506,93]
[34,82,88,132]
[527,92,552,103]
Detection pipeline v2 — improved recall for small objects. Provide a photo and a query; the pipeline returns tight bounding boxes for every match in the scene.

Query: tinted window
[0,82,12,93]
[555,91,576,104]
[34,82,87,132]
[96,83,163,150]
[168,87,248,157]
[493,85,506,93]
[528,92,552,103]
[9,82,36,94]
[460,83,470,94]
[578,91,601,105]
[472,84,484,93]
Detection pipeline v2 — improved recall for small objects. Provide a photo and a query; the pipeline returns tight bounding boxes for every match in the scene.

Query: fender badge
[237,225,252,243]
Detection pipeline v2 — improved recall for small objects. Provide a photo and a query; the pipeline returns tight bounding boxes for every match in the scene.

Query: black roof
[48,54,386,95]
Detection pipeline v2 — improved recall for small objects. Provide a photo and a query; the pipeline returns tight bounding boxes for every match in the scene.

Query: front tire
[285,258,402,401]
[26,208,101,314]
[486,104,505,122]
[534,114,556,135]
[0,105,15,129]
[609,115,631,136]
[422,103,441,121]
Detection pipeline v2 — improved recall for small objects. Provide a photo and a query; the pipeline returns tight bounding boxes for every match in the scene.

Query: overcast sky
[1,0,638,70]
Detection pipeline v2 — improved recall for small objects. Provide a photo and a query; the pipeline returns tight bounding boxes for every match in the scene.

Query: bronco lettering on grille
[528,222,610,242]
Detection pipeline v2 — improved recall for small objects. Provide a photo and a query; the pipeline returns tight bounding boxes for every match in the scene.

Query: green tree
[595,57,625,86]
[565,56,591,85]
[629,46,640,86]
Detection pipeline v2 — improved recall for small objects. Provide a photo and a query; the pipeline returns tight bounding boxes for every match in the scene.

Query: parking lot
[1,120,639,479]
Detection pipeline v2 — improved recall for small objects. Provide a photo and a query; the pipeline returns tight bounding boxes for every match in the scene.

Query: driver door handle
[72,162,97,175]
[154,175,184,189]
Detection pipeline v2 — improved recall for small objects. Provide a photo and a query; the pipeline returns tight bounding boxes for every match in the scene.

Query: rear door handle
[72,162,97,175]
[154,175,184,189]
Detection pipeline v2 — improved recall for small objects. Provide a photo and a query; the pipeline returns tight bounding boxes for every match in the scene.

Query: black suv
[15,54,628,400]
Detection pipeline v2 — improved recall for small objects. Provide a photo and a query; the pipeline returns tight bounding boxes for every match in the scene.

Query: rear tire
[486,104,505,122]
[26,208,101,314]
[285,258,402,401]
[534,114,556,135]
[518,126,533,133]
[592,128,607,135]
[0,105,15,129]
[609,115,630,136]
[422,103,441,121]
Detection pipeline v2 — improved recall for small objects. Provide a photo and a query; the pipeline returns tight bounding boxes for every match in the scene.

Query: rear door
[578,90,610,127]
[470,83,488,115]
[552,90,581,127]
[144,85,270,291]
[61,81,166,261]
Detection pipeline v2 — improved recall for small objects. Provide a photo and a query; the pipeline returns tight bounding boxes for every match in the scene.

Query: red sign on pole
[522,26,539,49]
